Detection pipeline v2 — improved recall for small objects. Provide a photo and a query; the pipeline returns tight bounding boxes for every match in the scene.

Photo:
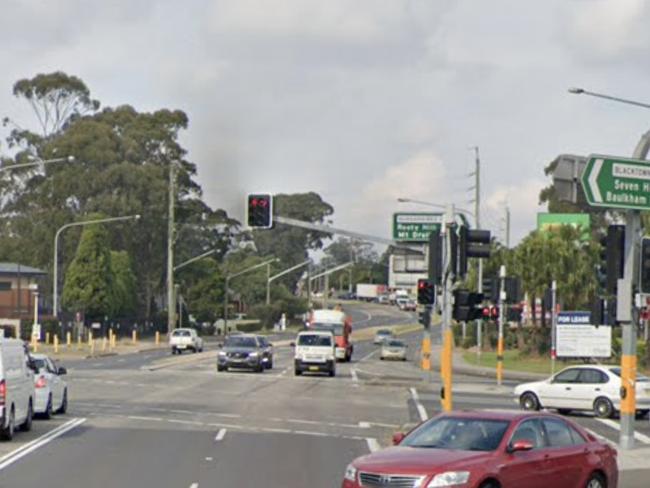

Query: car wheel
[57,389,68,414]
[21,401,33,432]
[0,408,15,441]
[329,368,336,377]
[585,472,606,488]
[479,482,499,488]
[257,363,264,373]
[594,397,614,419]
[267,361,273,370]
[217,365,226,372]
[380,356,385,360]
[520,392,540,411]
[43,395,53,420]
[558,409,572,416]
[294,368,302,376]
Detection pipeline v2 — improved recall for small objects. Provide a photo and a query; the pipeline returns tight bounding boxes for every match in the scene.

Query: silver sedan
[380,339,407,361]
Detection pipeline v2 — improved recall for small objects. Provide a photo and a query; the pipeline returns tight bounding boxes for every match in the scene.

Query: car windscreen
[386,340,404,347]
[402,417,510,452]
[32,358,47,370]
[312,323,344,336]
[298,334,332,347]
[377,330,392,336]
[610,367,650,382]
[172,330,190,337]
[225,337,257,348]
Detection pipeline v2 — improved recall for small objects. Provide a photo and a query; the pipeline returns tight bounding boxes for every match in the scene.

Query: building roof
[0,263,46,276]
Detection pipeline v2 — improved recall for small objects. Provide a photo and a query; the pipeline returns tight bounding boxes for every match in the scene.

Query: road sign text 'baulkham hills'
[582,154,650,210]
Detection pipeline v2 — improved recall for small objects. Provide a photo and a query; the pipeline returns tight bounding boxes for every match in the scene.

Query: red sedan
[342,410,617,488]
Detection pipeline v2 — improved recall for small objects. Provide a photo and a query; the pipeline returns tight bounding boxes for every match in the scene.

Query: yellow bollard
[46,332,51,345]
[77,333,82,350]
[102,336,107,352]
[89,331,94,355]
[155,330,160,346]
[54,334,59,354]
[111,331,116,349]
[66,331,72,348]
[132,329,137,345]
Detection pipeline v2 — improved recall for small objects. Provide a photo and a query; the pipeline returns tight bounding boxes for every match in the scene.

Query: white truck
[0,339,35,440]
[356,283,387,302]
[169,328,204,354]
[293,330,336,377]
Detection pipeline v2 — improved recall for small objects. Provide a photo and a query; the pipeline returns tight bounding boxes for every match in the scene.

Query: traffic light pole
[497,265,506,386]
[440,204,455,412]
[551,280,557,376]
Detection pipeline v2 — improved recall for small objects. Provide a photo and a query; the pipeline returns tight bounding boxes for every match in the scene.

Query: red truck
[308,309,353,362]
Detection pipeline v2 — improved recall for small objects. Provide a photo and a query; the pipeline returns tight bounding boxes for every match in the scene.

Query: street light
[52,214,141,317]
[568,87,650,110]
[174,248,221,272]
[0,155,75,173]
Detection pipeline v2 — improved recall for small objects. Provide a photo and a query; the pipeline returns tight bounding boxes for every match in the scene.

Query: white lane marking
[205,457,213,461]
[0,418,87,471]
[596,418,650,444]
[189,483,198,488]
[167,419,204,426]
[357,349,378,363]
[351,368,359,382]
[262,427,292,434]
[358,421,370,428]
[410,387,428,422]
[353,309,373,325]
[293,430,329,437]
[128,416,164,422]
[215,429,227,442]
[117,359,126,363]
[366,438,381,453]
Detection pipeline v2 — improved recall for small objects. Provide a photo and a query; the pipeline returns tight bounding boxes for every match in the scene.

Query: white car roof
[311,309,345,323]
[297,330,333,337]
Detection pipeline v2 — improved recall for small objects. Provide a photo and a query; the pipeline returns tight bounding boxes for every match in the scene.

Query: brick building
[0,263,47,320]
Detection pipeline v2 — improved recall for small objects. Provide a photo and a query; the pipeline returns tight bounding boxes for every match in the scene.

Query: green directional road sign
[393,213,442,242]
[582,154,650,211]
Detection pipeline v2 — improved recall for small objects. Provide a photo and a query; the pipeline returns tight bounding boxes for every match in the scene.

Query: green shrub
[235,321,264,333]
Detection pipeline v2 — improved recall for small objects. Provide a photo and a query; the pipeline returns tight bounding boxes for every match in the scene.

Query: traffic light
[590,297,605,326]
[428,230,442,285]
[640,237,650,294]
[482,277,498,303]
[506,306,523,323]
[417,279,436,305]
[418,308,431,329]
[452,289,484,321]
[247,194,273,229]
[504,277,522,304]
[598,225,624,295]
[449,224,458,277]
[458,226,492,277]
[482,305,499,321]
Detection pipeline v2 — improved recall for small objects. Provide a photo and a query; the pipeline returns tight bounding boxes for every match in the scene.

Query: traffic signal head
[458,226,491,277]
[482,305,499,321]
[452,289,484,321]
[418,309,431,329]
[417,279,436,305]
[641,237,650,294]
[247,194,273,229]
[506,306,523,323]
[598,225,624,295]
[504,277,522,304]
[482,277,498,303]
[428,230,442,285]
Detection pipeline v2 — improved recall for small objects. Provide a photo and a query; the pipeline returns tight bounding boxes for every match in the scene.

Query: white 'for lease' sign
[556,324,612,358]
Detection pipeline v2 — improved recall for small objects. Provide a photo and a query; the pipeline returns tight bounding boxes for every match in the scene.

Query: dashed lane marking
[366,438,381,452]
[410,387,428,422]
[128,416,163,422]
[215,429,227,442]
[189,483,198,488]
[351,368,359,382]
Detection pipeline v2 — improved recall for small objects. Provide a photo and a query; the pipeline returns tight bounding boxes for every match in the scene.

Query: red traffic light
[247,194,273,229]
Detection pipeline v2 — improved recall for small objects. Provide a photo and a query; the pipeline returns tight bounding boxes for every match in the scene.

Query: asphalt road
[0,301,648,487]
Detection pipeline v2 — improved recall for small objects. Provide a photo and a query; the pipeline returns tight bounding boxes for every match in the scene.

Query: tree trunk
[531,295,537,327]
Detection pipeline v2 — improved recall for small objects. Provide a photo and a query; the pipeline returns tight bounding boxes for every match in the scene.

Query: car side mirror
[392,432,406,445]
[58,367,67,376]
[290,342,296,348]
[508,440,534,453]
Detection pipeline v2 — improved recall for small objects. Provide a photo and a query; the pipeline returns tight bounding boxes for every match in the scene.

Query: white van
[293,331,336,377]
[0,339,35,440]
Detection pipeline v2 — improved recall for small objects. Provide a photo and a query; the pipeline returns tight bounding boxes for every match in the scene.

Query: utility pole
[167,161,176,334]
[497,265,506,386]
[472,146,483,368]
[440,204,454,412]
[551,280,557,376]
[505,205,511,248]
[266,262,271,305]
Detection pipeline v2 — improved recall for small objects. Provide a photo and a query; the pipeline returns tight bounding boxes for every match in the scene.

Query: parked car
[169,328,204,354]
[342,410,617,488]
[514,364,650,419]
[373,329,393,345]
[0,339,35,441]
[30,354,68,418]
[256,335,274,369]
[293,330,336,377]
[376,295,390,305]
[380,339,407,361]
[217,334,265,373]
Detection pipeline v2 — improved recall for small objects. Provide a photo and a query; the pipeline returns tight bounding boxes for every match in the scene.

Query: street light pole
[53,214,141,317]
[568,87,650,110]
[167,161,177,334]
[0,155,75,173]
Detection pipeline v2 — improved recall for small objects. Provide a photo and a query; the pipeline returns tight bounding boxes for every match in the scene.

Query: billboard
[537,213,590,239]
[556,311,611,358]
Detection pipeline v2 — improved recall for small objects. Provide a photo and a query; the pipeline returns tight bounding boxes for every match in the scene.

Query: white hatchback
[514,365,650,419]
[31,354,68,418]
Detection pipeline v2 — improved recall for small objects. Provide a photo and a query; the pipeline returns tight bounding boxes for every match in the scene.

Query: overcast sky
[2,0,650,246]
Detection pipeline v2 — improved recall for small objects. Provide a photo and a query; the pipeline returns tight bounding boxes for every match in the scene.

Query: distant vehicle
[256,335,274,369]
[308,309,353,362]
[30,354,67,418]
[355,283,387,302]
[293,330,336,377]
[218,334,266,373]
[0,339,35,440]
[380,339,407,361]
[390,289,409,305]
[397,298,417,311]
[373,329,393,345]
[169,328,204,354]
[515,364,650,419]
[342,410,617,488]
[337,292,356,300]
[376,295,390,305]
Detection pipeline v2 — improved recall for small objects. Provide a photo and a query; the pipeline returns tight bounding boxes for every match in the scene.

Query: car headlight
[427,472,470,487]
[344,464,357,482]
[218,351,226,357]
[249,352,259,358]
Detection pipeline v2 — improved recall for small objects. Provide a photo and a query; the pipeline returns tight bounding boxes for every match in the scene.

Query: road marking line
[189,483,198,488]
[358,350,378,363]
[353,309,373,325]
[410,387,428,422]
[351,368,359,382]
[366,438,381,453]
[358,421,370,428]
[261,427,292,434]
[596,418,650,444]
[128,416,163,422]
[167,419,204,426]
[117,359,126,363]
[205,457,213,461]
[0,418,87,472]
[215,428,227,442]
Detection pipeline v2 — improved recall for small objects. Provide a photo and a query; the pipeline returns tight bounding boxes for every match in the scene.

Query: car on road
[169,328,204,354]
[31,354,68,418]
[380,339,407,361]
[376,295,390,305]
[342,410,618,488]
[293,330,336,377]
[514,364,650,419]
[217,334,266,373]
[396,298,417,311]
[337,292,356,300]
[373,328,393,345]
[0,339,35,441]
[256,335,274,369]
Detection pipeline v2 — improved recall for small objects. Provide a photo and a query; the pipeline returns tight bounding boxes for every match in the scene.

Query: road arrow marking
[589,158,603,203]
